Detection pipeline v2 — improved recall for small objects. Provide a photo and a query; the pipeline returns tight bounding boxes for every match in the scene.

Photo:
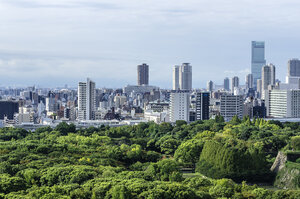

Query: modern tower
[137,63,149,86]
[224,77,230,91]
[179,63,192,90]
[172,65,180,90]
[251,41,266,89]
[288,59,300,77]
[231,76,239,93]
[207,80,213,92]
[78,78,96,120]
[246,74,253,89]
[261,64,275,99]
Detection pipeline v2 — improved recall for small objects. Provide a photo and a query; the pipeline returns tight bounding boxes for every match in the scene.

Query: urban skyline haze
[0,0,300,88]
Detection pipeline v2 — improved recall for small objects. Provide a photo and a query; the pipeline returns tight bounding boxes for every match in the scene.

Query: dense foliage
[0,117,300,198]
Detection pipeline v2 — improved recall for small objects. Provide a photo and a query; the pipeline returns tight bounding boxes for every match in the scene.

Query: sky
[0,0,300,88]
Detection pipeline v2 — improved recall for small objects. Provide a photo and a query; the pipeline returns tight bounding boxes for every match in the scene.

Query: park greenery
[0,116,300,198]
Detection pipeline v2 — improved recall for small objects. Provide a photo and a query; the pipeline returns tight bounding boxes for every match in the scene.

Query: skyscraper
[179,63,192,90]
[251,41,266,89]
[137,63,149,85]
[231,76,239,93]
[207,80,213,92]
[78,78,96,120]
[224,77,230,91]
[172,65,180,90]
[246,74,253,89]
[262,64,275,90]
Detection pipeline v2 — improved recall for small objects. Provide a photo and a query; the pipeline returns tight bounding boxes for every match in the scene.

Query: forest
[0,116,300,198]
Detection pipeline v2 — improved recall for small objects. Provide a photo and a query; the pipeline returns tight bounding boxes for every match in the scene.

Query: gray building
[224,77,230,91]
[78,78,96,120]
[246,74,253,89]
[231,76,239,93]
[288,59,300,77]
[137,63,149,86]
[172,65,180,90]
[220,95,244,122]
[207,80,213,92]
[251,41,266,89]
[261,64,275,99]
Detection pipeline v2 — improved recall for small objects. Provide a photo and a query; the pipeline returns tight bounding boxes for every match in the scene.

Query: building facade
[137,63,149,86]
[179,63,192,90]
[169,90,190,122]
[220,95,243,122]
[196,92,210,120]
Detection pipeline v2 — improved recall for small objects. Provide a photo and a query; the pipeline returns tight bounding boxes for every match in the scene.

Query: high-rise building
[257,79,262,98]
[78,78,96,120]
[265,89,300,118]
[220,95,243,122]
[288,59,300,77]
[207,80,213,92]
[137,63,149,85]
[286,59,300,87]
[251,41,266,89]
[246,74,253,89]
[261,64,275,99]
[169,90,190,122]
[231,76,239,93]
[179,63,192,90]
[172,65,180,90]
[224,77,230,91]
[196,92,210,120]
[0,101,19,120]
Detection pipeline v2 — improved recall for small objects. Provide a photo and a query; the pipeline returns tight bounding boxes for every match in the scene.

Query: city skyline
[1,0,300,88]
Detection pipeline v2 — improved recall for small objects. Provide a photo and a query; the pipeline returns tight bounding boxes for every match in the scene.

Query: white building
[179,63,192,90]
[265,89,300,118]
[220,95,243,122]
[169,90,190,122]
[78,78,96,120]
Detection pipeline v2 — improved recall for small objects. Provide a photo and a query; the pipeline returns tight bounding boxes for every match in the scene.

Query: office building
[220,95,243,122]
[257,79,262,98]
[251,41,266,88]
[261,64,275,99]
[288,59,300,77]
[196,92,210,120]
[224,77,230,91]
[265,89,300,118]
[137,63,149,85]
[179,63,192,90]
[169,90,190,122]
[246,74,253,89]
[207,80,213,92]
[172,65,180,90]
[231,76,239,93]
[0,101,19,120]
[78,78,96,120]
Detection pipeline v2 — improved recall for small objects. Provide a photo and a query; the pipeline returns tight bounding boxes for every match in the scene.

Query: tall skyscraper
[196,92,210,120]
[207,80,213,92]
[172,65,180,90]
[251,41,266,89]
[169,90,190,122]
[246,74,253,89]
[137,63,149,86]
[257,79,262,98]
[231,76,239,93]
[179,63,192,90]
[78,78,96,120]
[224,77,230,91]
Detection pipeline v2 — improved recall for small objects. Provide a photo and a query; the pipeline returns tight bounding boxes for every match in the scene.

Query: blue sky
[0,0,300,88]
